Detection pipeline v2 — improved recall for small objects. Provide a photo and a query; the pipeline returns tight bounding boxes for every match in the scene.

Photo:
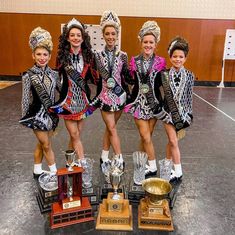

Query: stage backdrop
[0,0,234,83]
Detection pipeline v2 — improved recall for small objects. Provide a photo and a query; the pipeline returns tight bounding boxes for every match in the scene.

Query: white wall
[0,0,234,20]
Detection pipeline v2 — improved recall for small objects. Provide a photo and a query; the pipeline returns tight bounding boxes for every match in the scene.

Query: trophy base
[99,183,125,201]
[50,197,94,229]
[96,193,133,231]
[36,182,58,213]
[138,198,174,231]
[82,186,99,206]
[128,183,145,203]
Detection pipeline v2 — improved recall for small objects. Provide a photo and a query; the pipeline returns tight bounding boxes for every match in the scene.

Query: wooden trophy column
[50,167,94,229]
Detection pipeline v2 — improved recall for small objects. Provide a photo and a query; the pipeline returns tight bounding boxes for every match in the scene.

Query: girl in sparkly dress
[92,11,130,170]
[20,27,60,177]
[161,36,194,182]
[124,21,170,177]
[50,18,98,165]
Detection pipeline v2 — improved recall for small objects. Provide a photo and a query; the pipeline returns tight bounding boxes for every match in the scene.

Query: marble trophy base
[96,193,133,231]
[138,198,174,231]
[36,181,58,213]
[50,197,94,229]
[82,186,99,208]
[128,182,145,203]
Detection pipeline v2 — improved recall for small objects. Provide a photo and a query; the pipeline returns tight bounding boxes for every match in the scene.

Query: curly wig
[56,22,93,68]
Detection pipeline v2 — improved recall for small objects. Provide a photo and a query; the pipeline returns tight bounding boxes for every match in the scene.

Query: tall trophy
[80,157,99,207]
[128,151,147,203]
[50,150,94,229]
[138,178,174,231]
[96,166,133,231]
[100,154,125,200]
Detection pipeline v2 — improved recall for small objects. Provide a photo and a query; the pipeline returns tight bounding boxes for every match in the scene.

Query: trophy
[138,178,174,231]
[159,158,172,181]
[96,166,133,231]
[36,172,58,213]
[65,150,75,171]
[159,158,181,209]
[128,151,147,203]
[50,151,94,229]
[80,158,99,207]
[100,155,125,200]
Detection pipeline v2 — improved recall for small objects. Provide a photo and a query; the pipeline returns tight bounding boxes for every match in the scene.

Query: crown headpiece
[138,21,160,43]
[29,27,53,52]
[168,40,177,55]
[67,18,84,30]
[100,10,120,33]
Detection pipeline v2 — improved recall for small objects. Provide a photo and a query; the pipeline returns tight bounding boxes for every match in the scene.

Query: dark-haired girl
[50,18,98,165]
[161,36,194,182]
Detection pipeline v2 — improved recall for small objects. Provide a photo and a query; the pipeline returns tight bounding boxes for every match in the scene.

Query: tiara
[67,18,83,29]
[168,40,177,54]
[100,11,120,32]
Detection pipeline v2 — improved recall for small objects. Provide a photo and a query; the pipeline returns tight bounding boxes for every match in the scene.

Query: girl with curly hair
[50,18,98,165]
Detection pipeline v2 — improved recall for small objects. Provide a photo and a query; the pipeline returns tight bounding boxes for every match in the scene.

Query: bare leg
[34,143,43,164]
[139,118,157,152]
[33,130,56,166]
[102,110,122,151]
[166,143,172,160]
[101,111,121,155]
[64,119,84,159]
[68,139,73,150]
[163,123,180,164]
[134,118,156,161]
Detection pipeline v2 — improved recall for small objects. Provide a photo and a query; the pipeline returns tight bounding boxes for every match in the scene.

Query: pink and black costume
[124,54,170,121]
[91,47,130,112]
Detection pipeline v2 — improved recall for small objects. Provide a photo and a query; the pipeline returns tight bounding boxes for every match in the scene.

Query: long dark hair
[56,23,93,67]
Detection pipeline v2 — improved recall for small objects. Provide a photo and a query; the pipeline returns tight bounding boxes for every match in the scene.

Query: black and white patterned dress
[164,66,194,127]
[20,65,60,131]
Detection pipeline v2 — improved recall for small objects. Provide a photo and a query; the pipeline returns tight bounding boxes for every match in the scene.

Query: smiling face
[170,49,187,71]
[67,27,84,51]
[141,34,156,58]
[32,47,51,69]
[103,26,118,50]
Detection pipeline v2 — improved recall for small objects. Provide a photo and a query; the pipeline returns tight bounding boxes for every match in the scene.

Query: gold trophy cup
[138,178,174,231]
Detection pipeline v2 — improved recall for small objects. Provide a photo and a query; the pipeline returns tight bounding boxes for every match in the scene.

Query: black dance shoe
[145,169,157,178]
[170,170,183,183]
